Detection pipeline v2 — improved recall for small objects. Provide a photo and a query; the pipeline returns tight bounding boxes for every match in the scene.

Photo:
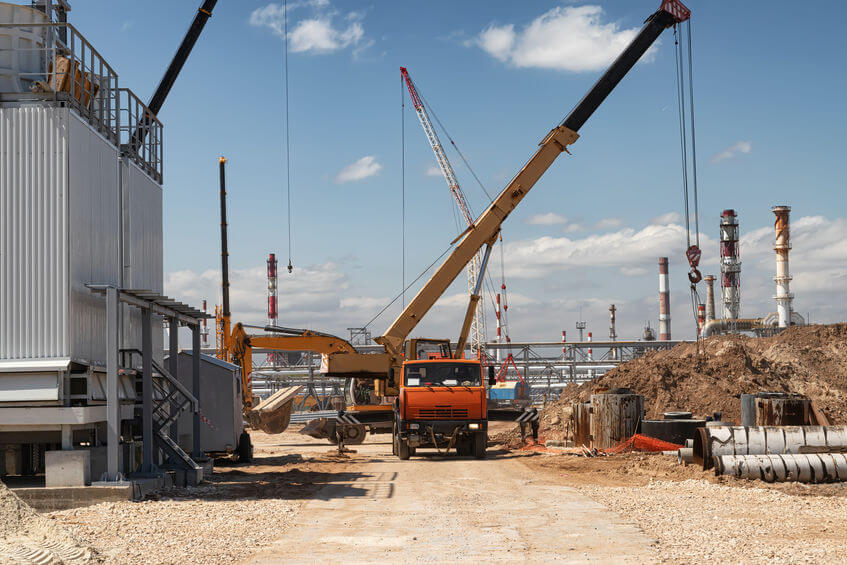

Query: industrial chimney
[609,304,617,360]
[720,210,741,320]
[267,253,278,325]
[772,206,793,328]
[703,275,716,322]
[658,257,671,340]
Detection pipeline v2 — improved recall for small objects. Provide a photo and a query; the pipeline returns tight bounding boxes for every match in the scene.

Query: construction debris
[554,324,847,424]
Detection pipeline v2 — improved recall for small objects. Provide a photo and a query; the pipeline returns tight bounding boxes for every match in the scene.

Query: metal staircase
[121,350,203,485]
[150,359,203,485]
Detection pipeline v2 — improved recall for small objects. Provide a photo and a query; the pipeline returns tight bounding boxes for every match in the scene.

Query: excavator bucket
[299,417,366,445]
[247,385,302,434]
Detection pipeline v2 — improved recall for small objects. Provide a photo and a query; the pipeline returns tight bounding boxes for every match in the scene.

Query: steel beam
[140,307,155,474]
[106,286,120,480]
[191,326,202,459]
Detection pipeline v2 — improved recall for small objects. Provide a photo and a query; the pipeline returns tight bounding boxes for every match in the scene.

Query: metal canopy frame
[87,285,209,480]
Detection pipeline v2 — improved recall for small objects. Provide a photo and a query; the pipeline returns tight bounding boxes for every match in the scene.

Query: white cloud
[595,218,623,230]
[649,211,682,225]
[290,18,363,53]
[526,212,568,225]
[711,141,751,163]
[334,156,382,183]
[620,266,648,277]
[469,5,654,72]
[249,2,367,55]
[425,165,442,177]
[503,223,699,279]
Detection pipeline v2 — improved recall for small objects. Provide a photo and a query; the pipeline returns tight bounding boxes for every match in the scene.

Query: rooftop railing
[0,21,163,183]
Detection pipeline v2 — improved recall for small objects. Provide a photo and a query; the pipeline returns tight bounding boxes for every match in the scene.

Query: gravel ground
[578,478,847,564]
[51,496,300,564]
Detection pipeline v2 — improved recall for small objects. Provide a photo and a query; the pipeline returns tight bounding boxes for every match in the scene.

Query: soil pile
[539,324,847,439]
[0,480,95,563]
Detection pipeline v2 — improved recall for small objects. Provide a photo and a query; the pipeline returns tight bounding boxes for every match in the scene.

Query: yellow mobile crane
[322,0,692,390]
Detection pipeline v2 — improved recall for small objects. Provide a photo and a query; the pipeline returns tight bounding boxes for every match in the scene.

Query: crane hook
[287,260,293,274]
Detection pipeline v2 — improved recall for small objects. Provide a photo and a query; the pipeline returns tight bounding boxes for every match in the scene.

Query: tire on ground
[473,431,487,459]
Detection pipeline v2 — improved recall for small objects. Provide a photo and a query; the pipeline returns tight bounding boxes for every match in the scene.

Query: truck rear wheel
[473,431,487,459]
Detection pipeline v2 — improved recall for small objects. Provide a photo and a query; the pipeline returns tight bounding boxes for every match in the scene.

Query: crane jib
[375,1,688,359]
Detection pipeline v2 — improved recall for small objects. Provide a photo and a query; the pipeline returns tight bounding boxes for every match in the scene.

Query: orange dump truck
[392,358,494,460]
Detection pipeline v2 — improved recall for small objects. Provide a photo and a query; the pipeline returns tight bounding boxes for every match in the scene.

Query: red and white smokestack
[587,331,593,361]
[267,253,278,325]
[697,303,706,335]
[720,209,741,320]
[772,206,793,328]
[561,330,567,360]
[658,257,671,340]
[201,299,208,346]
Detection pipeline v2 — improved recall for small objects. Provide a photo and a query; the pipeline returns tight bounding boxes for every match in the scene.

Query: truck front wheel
[397,435,411,460]
[473,431,487,459]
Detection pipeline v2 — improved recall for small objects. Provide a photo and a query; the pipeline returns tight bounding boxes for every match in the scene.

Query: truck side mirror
[388,367,396,389]
[488,366,496,387]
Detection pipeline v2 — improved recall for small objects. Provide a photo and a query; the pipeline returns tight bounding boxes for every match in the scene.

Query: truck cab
[393,358,489,460]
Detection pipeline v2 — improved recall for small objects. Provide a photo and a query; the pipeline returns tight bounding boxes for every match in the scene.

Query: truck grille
[415,406,469,419]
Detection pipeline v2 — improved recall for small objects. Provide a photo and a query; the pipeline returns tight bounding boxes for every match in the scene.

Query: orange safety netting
[603,434,683,454]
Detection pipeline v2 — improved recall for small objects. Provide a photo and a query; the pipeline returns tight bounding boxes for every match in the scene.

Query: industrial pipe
[693,425,847,470]
[715,453,847,483]
[701,318,766,337]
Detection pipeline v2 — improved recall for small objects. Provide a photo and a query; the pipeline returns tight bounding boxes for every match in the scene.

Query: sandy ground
[46,431,349,564]
[29,422,847,564]
[246,429,652,564]
[518,441,847,564]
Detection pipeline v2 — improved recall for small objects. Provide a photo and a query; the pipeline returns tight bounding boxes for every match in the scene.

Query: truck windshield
[404,363,481,387]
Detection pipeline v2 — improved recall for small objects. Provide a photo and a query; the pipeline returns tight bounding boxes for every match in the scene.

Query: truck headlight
[407,423,419,430]
[468,423,480,430]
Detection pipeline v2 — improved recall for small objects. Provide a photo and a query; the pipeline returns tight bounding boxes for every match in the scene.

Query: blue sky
[67,1,847,343]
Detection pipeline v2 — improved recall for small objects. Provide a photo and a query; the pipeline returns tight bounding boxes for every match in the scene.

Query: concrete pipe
[678,447,694,465]
[714,453,847,483]
[694,425,847,470]
[685,438,694,448]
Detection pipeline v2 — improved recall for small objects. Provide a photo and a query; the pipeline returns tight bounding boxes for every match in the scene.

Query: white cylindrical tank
[0,3,49,92]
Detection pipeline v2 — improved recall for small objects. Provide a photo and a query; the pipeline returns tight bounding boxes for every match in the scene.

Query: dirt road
[245,434,653,564]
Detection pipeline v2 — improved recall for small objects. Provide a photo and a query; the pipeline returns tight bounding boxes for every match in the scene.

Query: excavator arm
[231,322,359,411]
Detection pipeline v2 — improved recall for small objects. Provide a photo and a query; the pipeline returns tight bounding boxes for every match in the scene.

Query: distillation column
[720,210,741,320]
[772,206,793,328]
[658,257,671,340]
[703,274,716,323]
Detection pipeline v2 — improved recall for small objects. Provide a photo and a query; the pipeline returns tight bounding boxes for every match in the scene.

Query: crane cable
[283,0,294,273]
[673,21,703,339]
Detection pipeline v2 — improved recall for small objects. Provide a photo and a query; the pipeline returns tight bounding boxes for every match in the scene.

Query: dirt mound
[0,480,96,563]
[539,324,847,439]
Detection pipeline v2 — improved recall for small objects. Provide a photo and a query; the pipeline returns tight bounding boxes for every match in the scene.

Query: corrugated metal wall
[0,106,165,368]
[122,158,164,362]
[0,106,69,360]
[68,113,121,366]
